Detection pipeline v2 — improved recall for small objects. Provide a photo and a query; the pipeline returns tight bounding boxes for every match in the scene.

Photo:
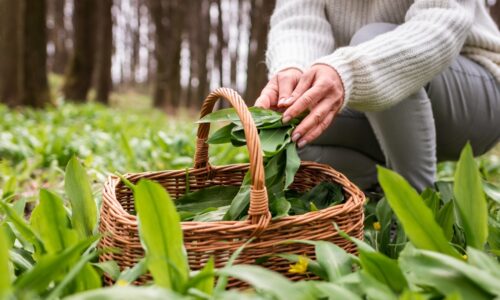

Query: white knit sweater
[266,0,500,111]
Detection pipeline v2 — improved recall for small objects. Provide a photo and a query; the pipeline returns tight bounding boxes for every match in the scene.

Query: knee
[350,23,398,46]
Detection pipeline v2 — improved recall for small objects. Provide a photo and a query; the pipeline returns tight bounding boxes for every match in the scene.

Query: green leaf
[30,189,78,253]
[358,270,398,300]
[435,181,454,203]
[270,196,291,219]
[483,181,500,203]
[133,179,188,291]
[314,241,353,282]
[436,201,455,241]
[207,123,236,144]
[308,282,362,300]
[276,253,327,280]
[9,248,34,272]
[217,265,314,300]
[92,261,121,281]
[359,250,408,293]
[14,236,97,293]
[421,188,440,216]
[175,186,239,213]
[300,181,344,210]
[259,127,291,156]
[377,166,461,259]
[192,205,229,222]
[47,255,100,298]
[117,258,148,284]
[453,143,488,249]
[197,107,282,125]
[285,144,300,189]
[187,257,214,295]
[65,157,97,238]
[466,247,500,278]
[399,245,499,299]
[64,286,186,300]
[0,225,12,297]
[0,201,45,258]
[214,238,254,293]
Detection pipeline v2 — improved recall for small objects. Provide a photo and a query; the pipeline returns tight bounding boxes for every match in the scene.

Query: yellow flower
[373,222,381,231]
[288,256,309,274]
[463,254,468,261]
[115,279,129,287]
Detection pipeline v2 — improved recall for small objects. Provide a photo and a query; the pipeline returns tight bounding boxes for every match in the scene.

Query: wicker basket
[99,87,365,287]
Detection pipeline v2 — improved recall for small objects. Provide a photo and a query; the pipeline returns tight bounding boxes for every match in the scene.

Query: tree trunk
[95,0,113,104]
[148,0,183,110]
[47,0,68,74]
[0,0,20,106]
[0,0,51,107]
[19,0,52,107]
[245,0,275,104]
[63,0,96,102]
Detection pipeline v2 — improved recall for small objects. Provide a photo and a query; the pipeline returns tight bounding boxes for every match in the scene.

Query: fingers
[297,110,336,148]
[276,72,299,107]
[278,70,315,108]
[255,76,278,109]
[291,98,332,142]
[282,85,324,123]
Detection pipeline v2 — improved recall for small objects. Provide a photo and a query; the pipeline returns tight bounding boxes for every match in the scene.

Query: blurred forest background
[0,0,500,111]
[0,0,276,112]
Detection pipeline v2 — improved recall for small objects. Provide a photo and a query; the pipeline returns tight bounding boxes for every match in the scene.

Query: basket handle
[194,87,271,231]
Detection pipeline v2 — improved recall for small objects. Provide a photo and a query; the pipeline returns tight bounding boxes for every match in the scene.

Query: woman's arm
[313,0,475,111]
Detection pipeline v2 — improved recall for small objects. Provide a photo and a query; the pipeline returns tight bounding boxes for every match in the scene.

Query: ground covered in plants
[1,102,500,299]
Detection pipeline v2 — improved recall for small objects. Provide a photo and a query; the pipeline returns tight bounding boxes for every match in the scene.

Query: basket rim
[101,161,365,232]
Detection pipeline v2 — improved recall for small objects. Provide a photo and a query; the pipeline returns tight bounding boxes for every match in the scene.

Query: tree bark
[95,0,113,104]
[63,0,96,102]
[47,0,68,74]
[0,0,50,107]
[0,0,21,106]
[245,0,275,104]
[148,0,183,110]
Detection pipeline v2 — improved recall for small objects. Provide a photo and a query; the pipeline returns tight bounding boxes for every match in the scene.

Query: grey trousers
[300,23,500,192]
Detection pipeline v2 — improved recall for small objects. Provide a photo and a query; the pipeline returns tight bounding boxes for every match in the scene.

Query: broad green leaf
[435,181,454,203]
[377,166,461,259]
[466,247,500,278]
[9,248,34,272]
[308,281,362,300]
[359,270,398,300]
[259,127,290,156]
[64,286,186,300]
[14,236,97,293]
[399,245,500,299]
[214,238,254,293]
[359,250,408,293]
[197,107,282,125]
[453,143,488,249]
[421,188,440,216]
[47,254,100,299]
[375,198,393,254]
[65,157,97,238]
[270,196,291,219]
[218,265,314,300]
[399,290,427,300]
[0,201,45,257]
[92,261,121,281]
[315,241,353,282]
[483,181,500,203]
[133,180,188,291]
[488,217,500,252]
[436,201,455,241]
[117,258,148,284]
[285,144,300,189]
[187,257,214,295]
[175,186,239,213]
[192,205,229,222]
[276,253,327,280]
[0,225,12,297]
[30,189,78,253]
[207,123,235,144]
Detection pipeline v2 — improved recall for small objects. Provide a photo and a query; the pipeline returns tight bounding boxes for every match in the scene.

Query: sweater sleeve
[266,0,334,77]
[313,0,475,111]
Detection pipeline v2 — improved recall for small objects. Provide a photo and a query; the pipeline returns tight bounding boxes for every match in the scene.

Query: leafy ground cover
[1,101,499,299]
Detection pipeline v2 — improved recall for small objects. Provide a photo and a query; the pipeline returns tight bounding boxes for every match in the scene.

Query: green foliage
[454,143,488,249]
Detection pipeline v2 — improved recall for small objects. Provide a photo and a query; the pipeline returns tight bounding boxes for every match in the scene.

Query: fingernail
[284,96,293,104]
[282,115,291,124]
[292,133,301,142]
[298,140,307,148]
[278,97,286,106]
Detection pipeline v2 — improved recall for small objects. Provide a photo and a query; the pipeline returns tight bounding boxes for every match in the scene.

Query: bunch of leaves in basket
[175,107,344,222]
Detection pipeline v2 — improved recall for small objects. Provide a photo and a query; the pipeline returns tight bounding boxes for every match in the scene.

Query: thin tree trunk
[245,0,275,104]
[95,0,113,104]
[63,0,96,102]
[19,0,51,107]
[47,0,68,74]
[0,0,20,106]
[196,0,211,107]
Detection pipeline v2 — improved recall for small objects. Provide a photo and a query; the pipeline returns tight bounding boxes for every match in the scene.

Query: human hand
[280,64,344,148]
[254,68,303,110]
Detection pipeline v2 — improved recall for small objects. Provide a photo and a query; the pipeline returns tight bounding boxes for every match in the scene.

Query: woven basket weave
[99,87,365,287]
